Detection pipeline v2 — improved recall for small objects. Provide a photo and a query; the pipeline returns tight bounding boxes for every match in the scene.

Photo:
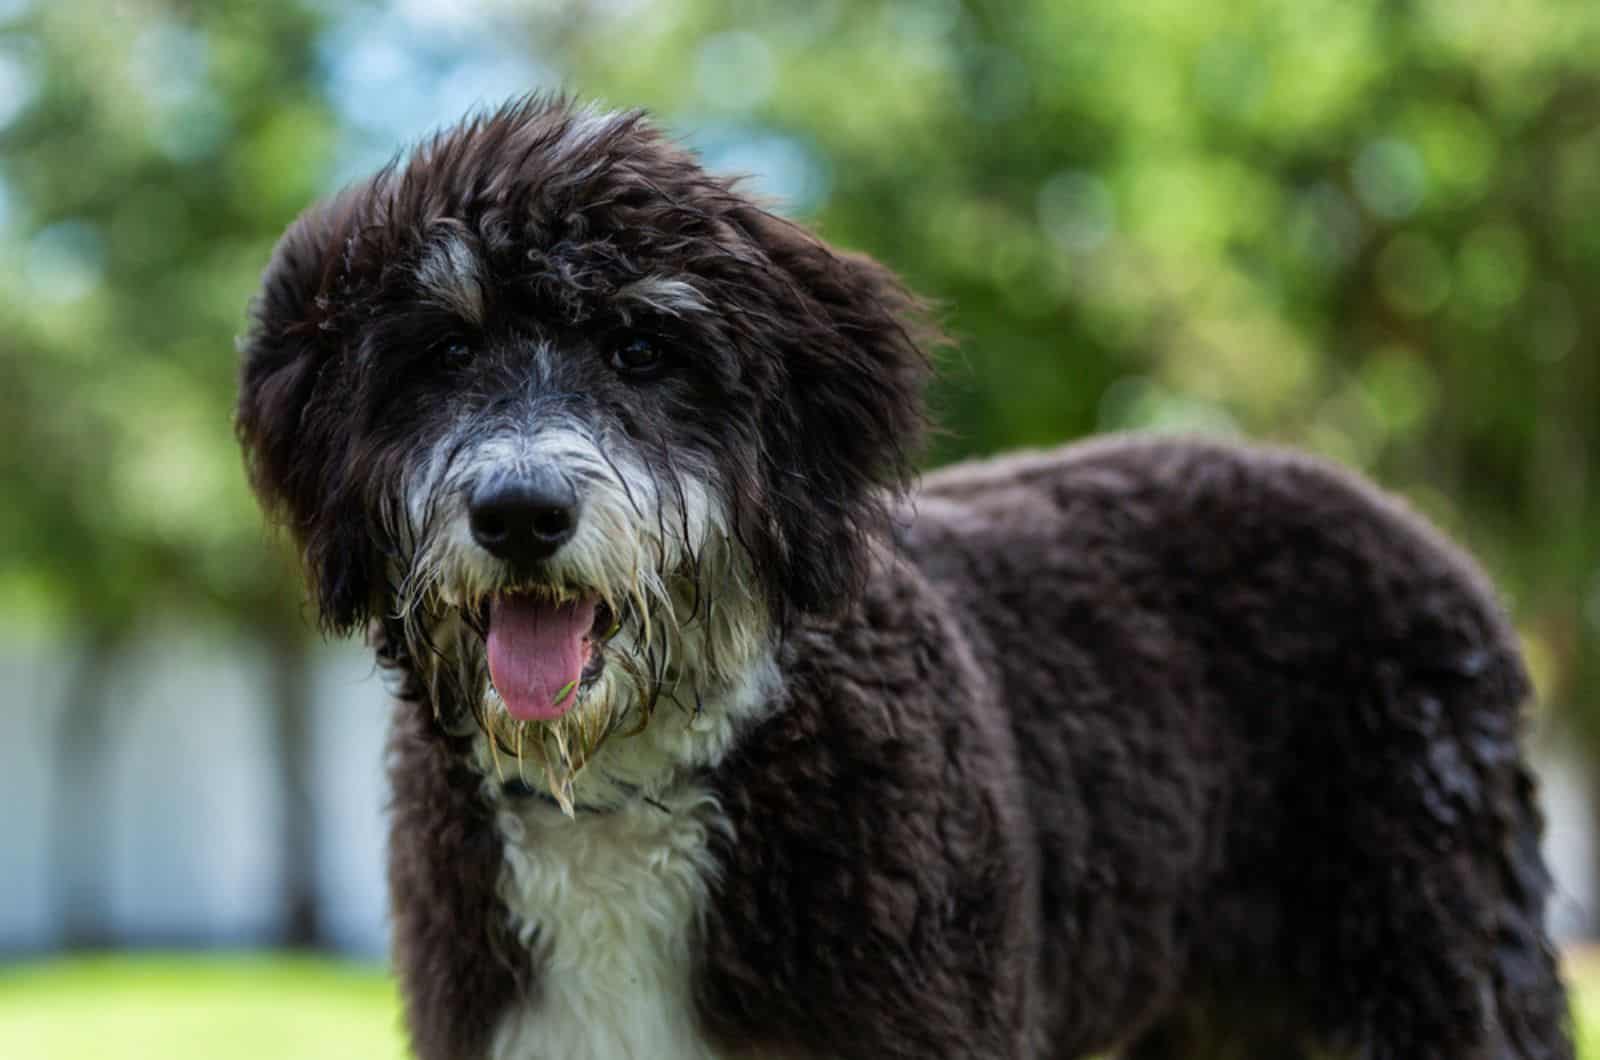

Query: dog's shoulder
[691,552,1035,1059]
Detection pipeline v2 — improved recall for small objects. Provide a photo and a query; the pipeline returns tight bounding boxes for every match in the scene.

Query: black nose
[468,469,579,566]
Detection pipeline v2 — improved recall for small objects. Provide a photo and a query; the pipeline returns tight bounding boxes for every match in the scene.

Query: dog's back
[895,434,1569,1058]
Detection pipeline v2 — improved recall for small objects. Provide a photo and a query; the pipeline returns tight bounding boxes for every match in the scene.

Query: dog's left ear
[236,189,381,634]
[727,208,939,620]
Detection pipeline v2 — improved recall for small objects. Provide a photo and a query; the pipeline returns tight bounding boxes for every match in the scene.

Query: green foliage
[0,0,331,632]
[1,0,1595,741]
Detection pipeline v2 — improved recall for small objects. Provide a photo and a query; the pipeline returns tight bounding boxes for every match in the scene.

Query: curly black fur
[237,96,1571,1060]
[695,438,1573,1059]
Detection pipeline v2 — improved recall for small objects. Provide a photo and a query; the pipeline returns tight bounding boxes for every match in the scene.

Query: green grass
[2,951,1599,1057]
[0,954,406,1059]
[1568,948,1600,1059]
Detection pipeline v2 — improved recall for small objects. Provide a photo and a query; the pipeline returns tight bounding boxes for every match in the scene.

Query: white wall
[0,631,390,956]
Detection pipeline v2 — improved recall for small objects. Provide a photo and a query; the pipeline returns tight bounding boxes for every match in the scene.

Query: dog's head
[237,97,935,803]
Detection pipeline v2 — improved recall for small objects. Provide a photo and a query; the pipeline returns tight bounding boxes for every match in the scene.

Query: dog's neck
[475,639,780,815]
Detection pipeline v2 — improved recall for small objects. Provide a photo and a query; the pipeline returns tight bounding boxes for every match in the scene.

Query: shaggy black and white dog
[237,97,1571,1059]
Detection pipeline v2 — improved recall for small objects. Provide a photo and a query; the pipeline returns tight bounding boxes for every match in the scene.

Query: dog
[236,96,1572,1059]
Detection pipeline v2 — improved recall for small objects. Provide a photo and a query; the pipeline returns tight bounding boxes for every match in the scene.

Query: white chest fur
[489,787,731,1060]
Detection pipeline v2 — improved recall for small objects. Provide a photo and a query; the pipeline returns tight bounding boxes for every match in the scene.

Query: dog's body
[238,98,1570,1059]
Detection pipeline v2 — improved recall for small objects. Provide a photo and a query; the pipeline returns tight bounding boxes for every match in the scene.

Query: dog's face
[236,98,933,805]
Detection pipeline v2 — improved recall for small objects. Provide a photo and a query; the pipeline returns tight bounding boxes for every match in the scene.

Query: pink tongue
[487,595,597,721]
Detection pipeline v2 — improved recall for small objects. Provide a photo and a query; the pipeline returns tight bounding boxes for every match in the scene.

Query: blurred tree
[0,0,335,947]
[527,0,1599,748]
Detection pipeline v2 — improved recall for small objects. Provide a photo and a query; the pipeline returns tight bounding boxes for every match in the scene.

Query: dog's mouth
[484,589,615,722]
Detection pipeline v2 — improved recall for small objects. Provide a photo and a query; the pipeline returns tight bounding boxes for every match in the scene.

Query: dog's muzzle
[459,463,613,725]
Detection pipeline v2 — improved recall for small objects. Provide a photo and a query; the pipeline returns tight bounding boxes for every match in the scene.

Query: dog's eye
[610,337,665,379]
[440,340,472,364]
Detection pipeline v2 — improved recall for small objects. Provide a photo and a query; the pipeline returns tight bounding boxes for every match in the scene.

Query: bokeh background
[2,0,1599,1054]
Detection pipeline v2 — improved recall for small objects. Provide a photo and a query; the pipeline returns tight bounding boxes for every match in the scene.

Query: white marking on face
[393,412,775,797]
[401,423,728,615]
[416,233,485,324]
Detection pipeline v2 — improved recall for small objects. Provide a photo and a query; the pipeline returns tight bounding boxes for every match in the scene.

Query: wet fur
[237,97,1571,1059]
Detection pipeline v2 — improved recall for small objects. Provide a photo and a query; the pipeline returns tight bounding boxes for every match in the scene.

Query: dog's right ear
[714,205,939,623]
[236,191,379,634]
